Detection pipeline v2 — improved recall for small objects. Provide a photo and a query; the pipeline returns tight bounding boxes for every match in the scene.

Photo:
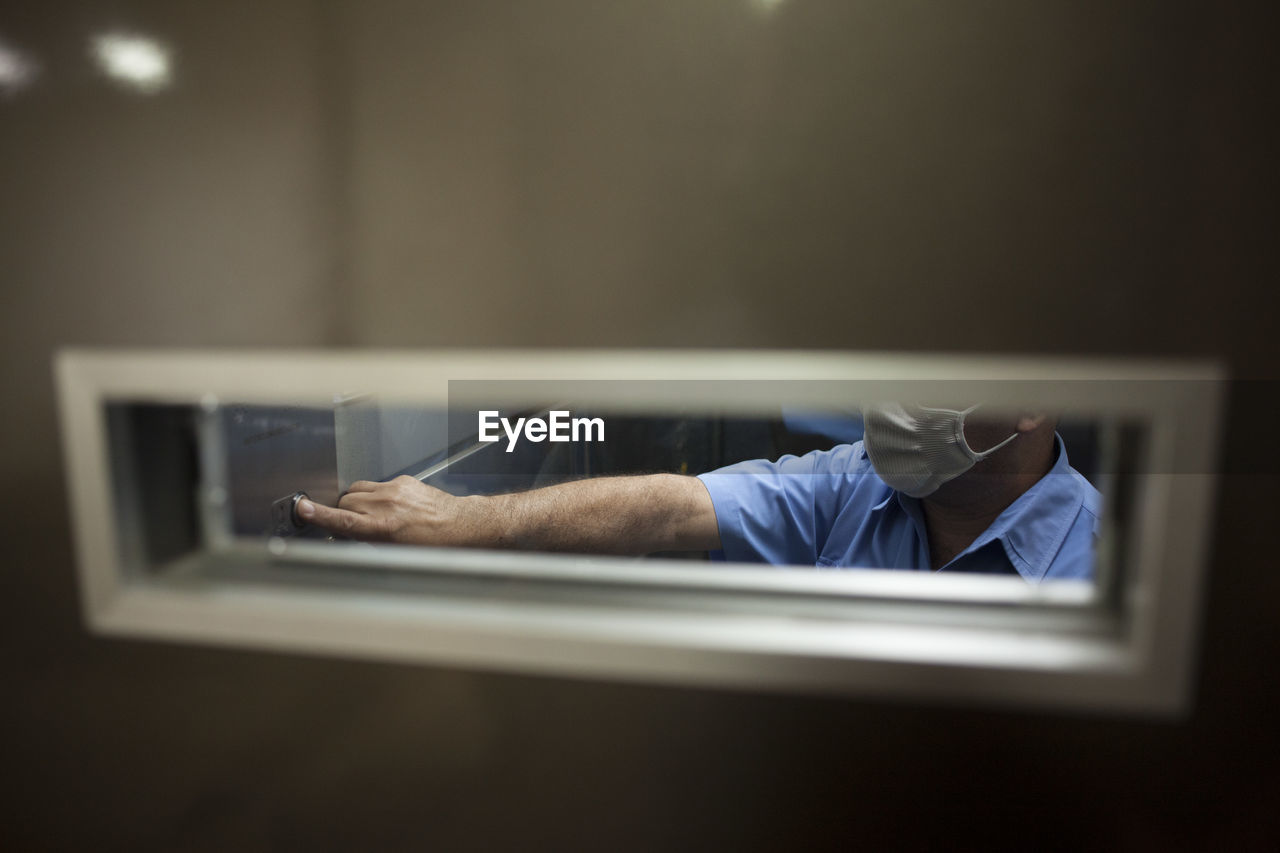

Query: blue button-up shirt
[697,435,1101,582]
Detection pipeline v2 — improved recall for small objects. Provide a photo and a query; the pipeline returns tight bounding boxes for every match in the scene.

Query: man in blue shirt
[699,435,1098,582]
[298,405,1100,584]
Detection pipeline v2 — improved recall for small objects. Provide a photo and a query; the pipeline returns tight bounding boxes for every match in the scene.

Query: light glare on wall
[89,32,172,93]
[0,37,39,94]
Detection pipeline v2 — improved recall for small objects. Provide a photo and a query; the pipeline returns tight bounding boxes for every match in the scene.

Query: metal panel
[54,349,1226,715]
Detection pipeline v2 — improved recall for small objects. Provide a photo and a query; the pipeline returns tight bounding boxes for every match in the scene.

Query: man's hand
[296,473,721,555]
[296,476,473,545]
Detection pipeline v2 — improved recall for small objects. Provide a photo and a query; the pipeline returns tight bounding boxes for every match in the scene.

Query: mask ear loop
[956,403,1019,462]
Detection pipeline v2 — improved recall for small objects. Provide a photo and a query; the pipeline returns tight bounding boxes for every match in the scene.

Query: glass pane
[137,384,1123,588]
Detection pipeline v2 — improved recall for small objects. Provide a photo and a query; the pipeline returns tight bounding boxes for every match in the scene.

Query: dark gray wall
[2,1,1277,849]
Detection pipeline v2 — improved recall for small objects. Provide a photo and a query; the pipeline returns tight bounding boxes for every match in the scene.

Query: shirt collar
[877,434,1086,582]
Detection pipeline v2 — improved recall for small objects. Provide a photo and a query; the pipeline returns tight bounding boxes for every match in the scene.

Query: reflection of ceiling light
[90,32,172,93]
[0,38,40,94]
[751,0,786,14]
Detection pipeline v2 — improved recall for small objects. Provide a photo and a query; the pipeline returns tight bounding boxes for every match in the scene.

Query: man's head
[861,402,1057,499]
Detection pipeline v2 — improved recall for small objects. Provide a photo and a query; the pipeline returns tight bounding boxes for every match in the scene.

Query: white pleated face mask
[860,402,1018,498]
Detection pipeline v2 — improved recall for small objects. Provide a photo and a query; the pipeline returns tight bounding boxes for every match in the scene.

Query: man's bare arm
[296,473,722,555]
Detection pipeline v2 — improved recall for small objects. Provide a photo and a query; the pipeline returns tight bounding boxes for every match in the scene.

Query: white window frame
[55,349,1224,714]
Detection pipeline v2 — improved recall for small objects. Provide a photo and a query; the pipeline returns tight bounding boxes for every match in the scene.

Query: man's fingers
[296,498,380,539]
[345,480,379,493]
[337,491,377,513]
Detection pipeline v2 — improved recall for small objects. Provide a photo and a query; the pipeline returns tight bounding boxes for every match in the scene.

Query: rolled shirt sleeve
[698,445,872,565]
